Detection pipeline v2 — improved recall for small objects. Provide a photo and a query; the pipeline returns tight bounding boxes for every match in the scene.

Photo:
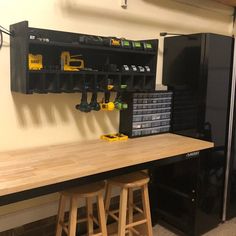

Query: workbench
[0,133,213,206]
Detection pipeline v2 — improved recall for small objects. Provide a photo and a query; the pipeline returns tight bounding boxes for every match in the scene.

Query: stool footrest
[108,211,119,221]
[129,227,141,235]
[132,204,144,214]
[60,222,69,235]
[92,233,103,236]
[126,219,147,228]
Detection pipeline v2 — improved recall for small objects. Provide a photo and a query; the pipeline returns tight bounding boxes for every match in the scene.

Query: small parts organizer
[119,91,172,137]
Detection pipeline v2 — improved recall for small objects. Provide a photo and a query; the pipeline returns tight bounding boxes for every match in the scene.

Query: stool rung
[92,233,102,236]
[91,215,99,225]
[129,226,142,235]
[126,219,147,228]
[77,218,87,224]
[132,204,144,214]
[60,222,69,235]
[109,209,120,214]
[63,215,99,226]
[108,211,119,221]
[126,228,141,236]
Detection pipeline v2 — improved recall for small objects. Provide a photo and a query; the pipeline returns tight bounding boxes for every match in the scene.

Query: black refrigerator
[149,33,234,235]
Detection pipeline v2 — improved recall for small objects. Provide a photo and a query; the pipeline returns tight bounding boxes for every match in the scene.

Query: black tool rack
[119,91,172,138]
[10,21,158,94]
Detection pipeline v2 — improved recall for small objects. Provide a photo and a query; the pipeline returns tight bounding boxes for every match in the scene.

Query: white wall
[0,0,234,231]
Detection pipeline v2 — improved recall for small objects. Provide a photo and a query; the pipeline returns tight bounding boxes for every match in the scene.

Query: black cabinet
[119,91,172,137]
[10,21,158,94]
[149,149,215,236]
[160,33,233,235]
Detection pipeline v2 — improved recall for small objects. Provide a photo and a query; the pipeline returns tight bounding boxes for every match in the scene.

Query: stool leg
[128,189,133,236]
[141,184,153,236]
[104,183,112,222]
[68,195,78,236]
[118,188,128,236]
[56,194,66,236]
[97,192,108,236]
[86,197,94,235]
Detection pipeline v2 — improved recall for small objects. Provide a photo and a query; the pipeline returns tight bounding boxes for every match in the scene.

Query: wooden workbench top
[0,133,213,197]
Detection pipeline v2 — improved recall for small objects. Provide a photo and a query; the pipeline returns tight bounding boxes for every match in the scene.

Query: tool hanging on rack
[114,92,128,110]
[75,92,91,113]
[100,91,115,111]
[90,92,100,111]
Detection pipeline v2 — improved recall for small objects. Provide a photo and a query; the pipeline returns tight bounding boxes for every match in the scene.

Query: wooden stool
[55,181,107,236]
[105,171,153,236]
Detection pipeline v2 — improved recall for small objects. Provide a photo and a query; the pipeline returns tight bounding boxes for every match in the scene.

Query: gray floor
[153,218,236,236]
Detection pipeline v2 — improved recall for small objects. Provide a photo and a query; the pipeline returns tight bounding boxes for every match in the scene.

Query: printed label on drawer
[132,130,142,136]
[141,129,151,135]
[160,126,170,132]
[133,116,142,122]
[151,121,161,127]
[141,123,152,128]
[143,116,152,121]
[152,115,161,120]
[151,127,161,134]
[161,113,171,119]
[160,120,170,126]
[133,123,142,129]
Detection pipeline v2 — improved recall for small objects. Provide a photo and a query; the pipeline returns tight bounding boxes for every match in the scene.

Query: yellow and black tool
[100,133,128,141]
[110,38,121,47]
[90,92,100,111]
[114,92,128,110]
[75,91,91,113]
[61,51,84,71]
[100,91,115,111]
[28,54,43,70]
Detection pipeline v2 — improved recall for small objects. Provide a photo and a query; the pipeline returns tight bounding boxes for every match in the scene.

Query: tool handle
[104,91,110,103]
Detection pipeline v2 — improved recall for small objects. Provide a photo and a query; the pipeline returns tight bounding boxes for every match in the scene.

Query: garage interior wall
[0,0,234,232]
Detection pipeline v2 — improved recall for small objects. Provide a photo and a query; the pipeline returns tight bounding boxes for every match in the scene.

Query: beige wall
[0,0,234,231]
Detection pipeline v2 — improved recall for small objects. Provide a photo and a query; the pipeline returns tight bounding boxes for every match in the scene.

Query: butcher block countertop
[0,133,213,197]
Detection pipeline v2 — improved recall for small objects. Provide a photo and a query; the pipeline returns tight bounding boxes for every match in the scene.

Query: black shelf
[10,21,158,94]
[28,69,155,76]
[28,39,156,55]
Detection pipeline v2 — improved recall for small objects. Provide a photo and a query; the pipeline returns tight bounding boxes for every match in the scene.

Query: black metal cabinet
[10,21,158,94]
[149,149,216,236]
[158,33,233,235]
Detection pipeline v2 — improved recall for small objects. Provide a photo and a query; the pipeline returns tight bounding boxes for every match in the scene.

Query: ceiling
[214,0,236,6]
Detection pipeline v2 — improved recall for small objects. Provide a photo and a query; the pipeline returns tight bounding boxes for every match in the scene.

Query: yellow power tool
[100,91,115,111]
[28,54,43,70]
[61,51,84,71]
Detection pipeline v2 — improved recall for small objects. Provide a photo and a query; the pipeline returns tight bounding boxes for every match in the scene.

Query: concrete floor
[107,214,236,236]
[153,218,236,236]
[107,217,236,236]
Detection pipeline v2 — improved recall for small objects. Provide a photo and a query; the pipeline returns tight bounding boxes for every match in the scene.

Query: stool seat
[108,171,150,188]
[61,181,105,197]
[56,181,107,236]
[105,171,153,236]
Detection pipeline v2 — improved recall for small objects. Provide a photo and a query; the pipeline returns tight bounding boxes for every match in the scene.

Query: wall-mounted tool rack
[10,21,158,94]
[119,91,173,138]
